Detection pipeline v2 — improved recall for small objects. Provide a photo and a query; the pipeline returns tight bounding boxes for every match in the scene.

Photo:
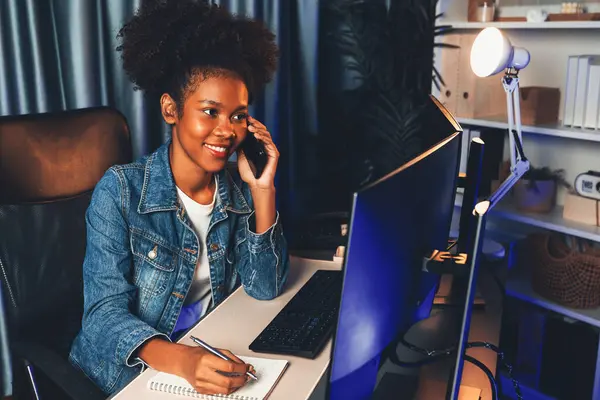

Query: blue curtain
[211,0,320,224]
[0,0,319,395]
[0,0,170,158]
[0,0,319,195]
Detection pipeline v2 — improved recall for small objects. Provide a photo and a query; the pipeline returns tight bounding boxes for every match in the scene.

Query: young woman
[69,0,289,396]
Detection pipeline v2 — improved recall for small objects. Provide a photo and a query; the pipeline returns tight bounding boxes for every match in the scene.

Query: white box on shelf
[563,192,599,226]
[585,61,600,130]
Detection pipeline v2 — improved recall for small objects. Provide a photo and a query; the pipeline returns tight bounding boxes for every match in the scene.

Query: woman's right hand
[177,346,252,395]
[138,338,253,396]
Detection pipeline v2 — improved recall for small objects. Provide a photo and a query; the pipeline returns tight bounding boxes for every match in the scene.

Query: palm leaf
[318,0,456,192]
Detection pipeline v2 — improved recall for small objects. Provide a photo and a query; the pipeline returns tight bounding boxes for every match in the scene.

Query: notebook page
[148,356,289,400]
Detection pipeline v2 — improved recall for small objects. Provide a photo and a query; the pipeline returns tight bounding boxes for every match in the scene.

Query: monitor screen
[326,96,462,400]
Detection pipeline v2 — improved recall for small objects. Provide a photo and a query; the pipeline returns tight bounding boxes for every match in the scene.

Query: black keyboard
[249,270,343,359]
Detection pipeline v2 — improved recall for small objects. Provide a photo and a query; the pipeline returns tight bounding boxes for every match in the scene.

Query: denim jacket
[68,140,290,395]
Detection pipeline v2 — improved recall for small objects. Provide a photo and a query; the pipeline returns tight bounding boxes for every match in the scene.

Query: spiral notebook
[147,356,289,399]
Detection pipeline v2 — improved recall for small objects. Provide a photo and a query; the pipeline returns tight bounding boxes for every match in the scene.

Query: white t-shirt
[176,186,216,316]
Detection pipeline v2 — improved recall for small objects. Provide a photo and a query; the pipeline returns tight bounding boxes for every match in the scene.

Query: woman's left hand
[237,116,279,190]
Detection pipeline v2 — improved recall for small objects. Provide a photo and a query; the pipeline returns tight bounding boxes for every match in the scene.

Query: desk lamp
[470,27,531,209]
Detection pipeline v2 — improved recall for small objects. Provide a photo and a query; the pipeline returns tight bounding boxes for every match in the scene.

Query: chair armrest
[11,340,105,400]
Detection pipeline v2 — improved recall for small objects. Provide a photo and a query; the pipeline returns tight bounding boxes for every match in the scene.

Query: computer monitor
[325,101,462,400]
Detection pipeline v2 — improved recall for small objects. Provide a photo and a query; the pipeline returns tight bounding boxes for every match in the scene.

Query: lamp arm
[503,73,526,166]
[504,76,517,168]
[487,72,530,210]
[488,158,530,209]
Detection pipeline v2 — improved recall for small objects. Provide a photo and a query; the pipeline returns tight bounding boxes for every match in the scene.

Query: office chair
[0,107,132,399]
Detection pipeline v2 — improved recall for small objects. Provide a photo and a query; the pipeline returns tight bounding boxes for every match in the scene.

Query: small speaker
[575,171,600,200]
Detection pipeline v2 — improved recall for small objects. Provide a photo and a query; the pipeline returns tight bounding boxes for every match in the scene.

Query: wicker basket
[525,233,600,309]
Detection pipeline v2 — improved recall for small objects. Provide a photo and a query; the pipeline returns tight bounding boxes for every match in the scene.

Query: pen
[189,335,258,381]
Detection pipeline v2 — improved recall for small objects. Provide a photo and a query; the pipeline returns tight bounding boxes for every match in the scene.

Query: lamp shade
[470,27,530,77]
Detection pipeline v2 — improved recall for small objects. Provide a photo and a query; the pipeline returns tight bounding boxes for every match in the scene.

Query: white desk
[113,256,342,400]
[112,255,501,400]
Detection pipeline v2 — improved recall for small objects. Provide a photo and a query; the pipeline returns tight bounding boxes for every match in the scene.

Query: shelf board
[443,20,600,29]
[498,372,557,400]
[506,273,600,329]
[455,195,600,242]
[457,117,600,142]
[490,202,600,242]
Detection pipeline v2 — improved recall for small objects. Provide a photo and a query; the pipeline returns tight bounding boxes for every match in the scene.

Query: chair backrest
[0,106,132,357]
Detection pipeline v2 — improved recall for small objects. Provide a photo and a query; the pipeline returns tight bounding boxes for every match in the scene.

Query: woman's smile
[203,143,231,158]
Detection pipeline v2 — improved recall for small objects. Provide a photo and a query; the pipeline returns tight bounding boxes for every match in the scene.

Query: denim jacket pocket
[70,334,122,395]
[130,230,177,297]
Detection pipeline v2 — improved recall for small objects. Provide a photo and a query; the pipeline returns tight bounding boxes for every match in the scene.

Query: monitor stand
[421,244,476,305]
[420,209,490,400]
[434,274,485,309]
[444,134,486,311]
[383,308,484,400]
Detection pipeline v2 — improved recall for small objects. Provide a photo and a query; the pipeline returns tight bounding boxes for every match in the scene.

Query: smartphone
[240,129,268,178]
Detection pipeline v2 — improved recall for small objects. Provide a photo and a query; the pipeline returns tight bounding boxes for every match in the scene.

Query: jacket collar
[138,140,251,214]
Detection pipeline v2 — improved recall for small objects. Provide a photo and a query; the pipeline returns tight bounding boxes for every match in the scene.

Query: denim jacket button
[210,243,219,251]
[148,246,158,260]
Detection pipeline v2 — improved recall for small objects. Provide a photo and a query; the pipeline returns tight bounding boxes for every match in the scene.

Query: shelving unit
[506,272,600,329]
[490,203,600,242]
[436,1,600,398]
[454,196,600,242]
[458,117,600,142]
[435,0,600,231]
[445,20,600,29]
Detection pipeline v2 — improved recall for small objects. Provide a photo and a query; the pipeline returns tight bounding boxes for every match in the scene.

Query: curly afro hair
[116,0,279,113]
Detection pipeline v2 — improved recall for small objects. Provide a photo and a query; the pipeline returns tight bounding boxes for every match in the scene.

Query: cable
[464,354,498,400]
[397,336,523,400]
[386,345,499,400]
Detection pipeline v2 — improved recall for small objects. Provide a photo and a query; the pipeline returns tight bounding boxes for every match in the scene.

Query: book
[585,61,600,129]
[147,356,289,400]
[563,55,579,126]
[573,55,591,127]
